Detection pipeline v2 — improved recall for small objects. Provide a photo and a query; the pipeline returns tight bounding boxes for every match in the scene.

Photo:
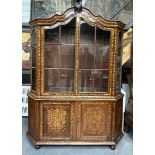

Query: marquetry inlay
[28,6,124,148]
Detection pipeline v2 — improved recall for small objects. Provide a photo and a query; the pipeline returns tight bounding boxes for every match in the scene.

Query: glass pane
[80,19,95,44]
[31,29,36,91]
[45,27,59,44]
[61,18,76,44]
[44,44,59,68]
[116,68,121,90]
[32,68,36,91]
[96,28,110,46]
[79,70,93,92]
[116,32,122,93]
[32,46,36,67]
[117,47,122,67]
[31,29,36,45]
[96,45,109,69]
[60,45,74,68]
[79,45,94,69]
[44,20,75,93]
[44,69,60,92]
[118,33,122,47]
[60,69,74,92]
[93,70,108,92]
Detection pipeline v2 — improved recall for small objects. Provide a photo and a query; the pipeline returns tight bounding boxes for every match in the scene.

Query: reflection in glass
[93,69,109,78]
[94,70,108,92]
[61,19,76,44]
[79,70,93,92]
[31,29,36,91]
[96,28,110,46]
[44,20,76,93]
[117,50,122,67]
[80,45,94,69]
[80,19,95,44]
[95,27,110,92]
[60,46,74,68]
[79,21,110,93]
[96,45,109,69]
[32,46,36,67]
[116,32,122,93]
[43,18,113,94]
[118,32,122,47]
[31,29,36,45]
[45,27,59,44]
[32,68,36,91]
[60,69,74,92]
[44,69,60,92]
[44,45,59,68]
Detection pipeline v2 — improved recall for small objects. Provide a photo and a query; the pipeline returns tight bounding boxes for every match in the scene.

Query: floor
[22,117,133,155]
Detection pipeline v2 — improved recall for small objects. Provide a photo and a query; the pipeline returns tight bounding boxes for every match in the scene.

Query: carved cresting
[74,0,82,12]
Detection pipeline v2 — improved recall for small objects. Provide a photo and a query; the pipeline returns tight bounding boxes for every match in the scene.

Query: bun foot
[110,145,116,150]
[35,145,41,149]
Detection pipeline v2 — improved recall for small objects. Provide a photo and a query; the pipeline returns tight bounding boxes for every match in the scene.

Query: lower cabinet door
[76,102,112,141]
[40,101,76,141]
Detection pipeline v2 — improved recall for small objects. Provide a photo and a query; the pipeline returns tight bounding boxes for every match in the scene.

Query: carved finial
[74,0,82,12]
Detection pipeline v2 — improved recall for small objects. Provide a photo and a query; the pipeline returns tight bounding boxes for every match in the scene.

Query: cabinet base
[27,96,124,149]
[27,132,123,149]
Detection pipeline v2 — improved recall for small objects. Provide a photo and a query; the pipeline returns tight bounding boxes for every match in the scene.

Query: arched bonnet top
[30,7,125,29]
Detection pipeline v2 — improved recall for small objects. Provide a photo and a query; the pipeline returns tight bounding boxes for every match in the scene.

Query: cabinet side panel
[115,98,123,139]
[28,97,39,140]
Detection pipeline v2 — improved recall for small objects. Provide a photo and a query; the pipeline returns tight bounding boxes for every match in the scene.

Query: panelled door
[76,101,112,141]
[40,101,76,141]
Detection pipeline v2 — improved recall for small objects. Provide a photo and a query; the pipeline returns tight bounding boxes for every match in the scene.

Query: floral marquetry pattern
[82,106,107,135]
[47,107,68,135]
[40,102,75,140]
[77,102,112,141]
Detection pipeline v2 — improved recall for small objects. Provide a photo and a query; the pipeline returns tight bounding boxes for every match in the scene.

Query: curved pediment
[81,7,125,29]
[30,7,75,27]
[30,7,125,29]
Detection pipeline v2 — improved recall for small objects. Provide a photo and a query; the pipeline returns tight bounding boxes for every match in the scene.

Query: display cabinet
[28,3,125,150]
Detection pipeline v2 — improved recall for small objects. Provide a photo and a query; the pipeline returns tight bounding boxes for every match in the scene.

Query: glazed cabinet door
[78,18,112,95]
[40,101,76,141]
[76,102,112,141]
[43,18,76,95]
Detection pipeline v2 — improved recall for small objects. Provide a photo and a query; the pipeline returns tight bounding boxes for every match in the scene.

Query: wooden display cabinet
[27,5,125,150]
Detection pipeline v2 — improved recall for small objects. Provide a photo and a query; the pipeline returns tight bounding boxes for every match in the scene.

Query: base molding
[27,132,123,147]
